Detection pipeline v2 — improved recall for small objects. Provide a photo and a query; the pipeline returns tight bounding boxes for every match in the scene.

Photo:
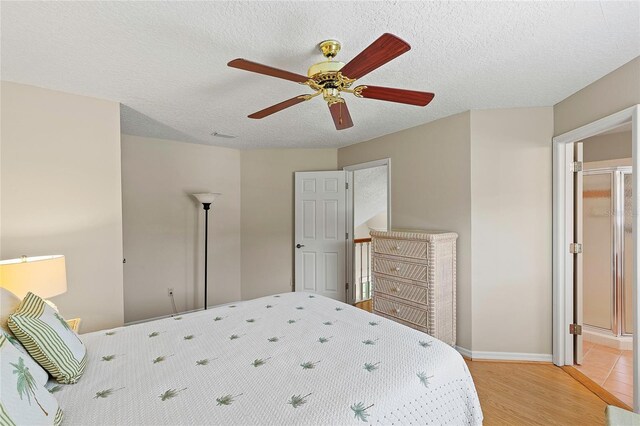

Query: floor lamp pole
[203,202,211,310]
[192,192,220,312]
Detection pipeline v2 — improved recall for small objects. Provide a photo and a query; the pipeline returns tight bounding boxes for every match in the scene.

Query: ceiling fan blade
[248,95,310,119]
[328,101,354,130]
[228,58,309,83]
[356,85,435,106]
[339,33,411,80]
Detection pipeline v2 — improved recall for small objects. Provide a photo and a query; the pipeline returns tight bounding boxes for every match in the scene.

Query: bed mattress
[51,292,482,425]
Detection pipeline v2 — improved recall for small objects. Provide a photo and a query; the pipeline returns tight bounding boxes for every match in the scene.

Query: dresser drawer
[373,257,427,282]
[374,275,427,305]
[374,296,427,328]
[374,238,427,260]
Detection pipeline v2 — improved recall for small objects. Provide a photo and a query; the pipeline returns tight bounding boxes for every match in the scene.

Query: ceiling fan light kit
[227,33,435,130]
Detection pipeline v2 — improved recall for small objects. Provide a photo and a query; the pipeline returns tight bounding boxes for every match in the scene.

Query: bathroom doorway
[574,123,634,408]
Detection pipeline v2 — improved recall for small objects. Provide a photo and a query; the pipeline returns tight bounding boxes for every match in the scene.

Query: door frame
[552,105,639,411]
[343,158,391,305]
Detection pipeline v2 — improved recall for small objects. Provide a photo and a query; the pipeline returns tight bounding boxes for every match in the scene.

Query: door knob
[296,244,305,249]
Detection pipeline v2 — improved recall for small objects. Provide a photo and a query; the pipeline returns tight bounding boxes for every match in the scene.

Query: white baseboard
[456,346,552,362]
[455,346,473,359]
[583,328,632,351]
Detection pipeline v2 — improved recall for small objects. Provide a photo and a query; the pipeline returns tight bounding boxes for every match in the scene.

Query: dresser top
[370,229,458,241]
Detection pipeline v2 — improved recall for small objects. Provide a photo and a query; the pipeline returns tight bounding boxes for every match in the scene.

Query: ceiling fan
[227,33,435,130]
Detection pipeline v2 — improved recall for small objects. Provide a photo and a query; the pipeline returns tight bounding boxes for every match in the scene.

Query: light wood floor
[468,360,607,425]
[354,299,609,424]
[354,299,372,312]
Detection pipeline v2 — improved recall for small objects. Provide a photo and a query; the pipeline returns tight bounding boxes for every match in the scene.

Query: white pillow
[0,333,63,425]
[0,288,21,334]
[0,329,48,386]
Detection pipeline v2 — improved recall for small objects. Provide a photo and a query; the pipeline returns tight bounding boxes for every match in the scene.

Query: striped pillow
[0,334,63,425]
[8,292,86,384]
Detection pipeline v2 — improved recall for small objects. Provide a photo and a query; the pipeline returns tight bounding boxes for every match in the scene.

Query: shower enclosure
[583,166,633,340]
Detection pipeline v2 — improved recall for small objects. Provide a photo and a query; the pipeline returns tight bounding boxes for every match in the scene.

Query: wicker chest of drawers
[371,230,457,346]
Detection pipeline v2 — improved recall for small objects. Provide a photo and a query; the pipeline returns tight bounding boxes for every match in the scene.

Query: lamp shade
[0,255,67,299]
[192,193,221,204]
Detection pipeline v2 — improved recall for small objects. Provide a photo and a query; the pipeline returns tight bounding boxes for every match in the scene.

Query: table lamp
[0,255,67,309]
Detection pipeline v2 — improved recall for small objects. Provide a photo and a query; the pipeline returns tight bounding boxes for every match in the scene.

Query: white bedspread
[51,292,482,425]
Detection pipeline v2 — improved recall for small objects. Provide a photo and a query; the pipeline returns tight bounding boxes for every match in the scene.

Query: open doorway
[344,159,390,309]
[553,105,640,412]
[574,123,633,408]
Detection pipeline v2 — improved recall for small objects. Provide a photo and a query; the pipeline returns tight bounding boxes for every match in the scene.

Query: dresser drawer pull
[390,287,400,292]
[394,245,401,250]
[393,266,401,272]
[392,308,400,315]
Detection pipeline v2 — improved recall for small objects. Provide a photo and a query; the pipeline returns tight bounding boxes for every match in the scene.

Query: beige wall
[121,135,241,323]
[338,108,554,356]
[366,211,388,232]
[1,82,124,333]
[554,57,640,136]
[582,130,632,162]
[470,107,554,354]
[355,211,388,239]
[338,112,473,349]
[240,149,337,300]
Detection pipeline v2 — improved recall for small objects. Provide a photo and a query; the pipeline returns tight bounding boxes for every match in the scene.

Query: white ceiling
[2,1,639,149]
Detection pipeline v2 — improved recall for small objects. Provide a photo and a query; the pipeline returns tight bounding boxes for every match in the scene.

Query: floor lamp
[193,193,221,310]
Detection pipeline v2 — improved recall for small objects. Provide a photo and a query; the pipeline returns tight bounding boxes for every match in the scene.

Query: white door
[295,171,346,301]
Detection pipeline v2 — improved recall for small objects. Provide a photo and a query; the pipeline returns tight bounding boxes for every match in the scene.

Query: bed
[51,292,482,425]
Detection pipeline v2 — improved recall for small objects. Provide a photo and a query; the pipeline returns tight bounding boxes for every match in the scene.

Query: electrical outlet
[168,288,174,297]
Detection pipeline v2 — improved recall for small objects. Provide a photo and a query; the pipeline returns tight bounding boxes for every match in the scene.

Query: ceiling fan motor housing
[307,60,344,78]
[307,39,353,99]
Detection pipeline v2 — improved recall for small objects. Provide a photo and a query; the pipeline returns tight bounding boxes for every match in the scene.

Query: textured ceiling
[1,1,639,149]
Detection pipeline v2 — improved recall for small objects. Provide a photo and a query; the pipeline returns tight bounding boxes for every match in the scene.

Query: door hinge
[569,323,582,335]
[570,161,583,172]
[345,182,349,189]
[346,282,349,290]
[569,243,583,254]
[346,232,349,240]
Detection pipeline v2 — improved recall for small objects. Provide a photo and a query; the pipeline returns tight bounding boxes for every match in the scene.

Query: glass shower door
[623,171,633,335]
[583,171,615,332]
[583,168,633,337]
